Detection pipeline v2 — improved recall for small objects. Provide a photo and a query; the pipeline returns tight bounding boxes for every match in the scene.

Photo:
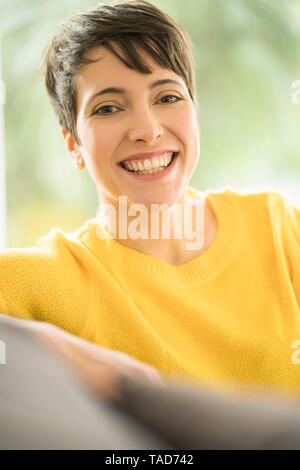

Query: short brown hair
[42,0,198,144]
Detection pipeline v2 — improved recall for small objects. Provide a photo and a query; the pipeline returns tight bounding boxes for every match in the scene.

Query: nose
[126,107,164,144]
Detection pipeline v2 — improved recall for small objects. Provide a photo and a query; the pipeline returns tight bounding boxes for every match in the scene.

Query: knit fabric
[1,185,300,397]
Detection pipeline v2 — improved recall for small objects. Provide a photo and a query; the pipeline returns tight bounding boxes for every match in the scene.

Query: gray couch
[1,317,300,450]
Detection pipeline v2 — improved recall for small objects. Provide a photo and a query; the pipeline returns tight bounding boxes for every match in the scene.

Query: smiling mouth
[118,152,177,174]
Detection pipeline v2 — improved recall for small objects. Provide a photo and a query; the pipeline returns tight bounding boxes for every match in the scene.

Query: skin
[62,45,217,266]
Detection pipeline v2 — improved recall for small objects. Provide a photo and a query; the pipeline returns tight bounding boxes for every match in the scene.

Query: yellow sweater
[1,186,300,397]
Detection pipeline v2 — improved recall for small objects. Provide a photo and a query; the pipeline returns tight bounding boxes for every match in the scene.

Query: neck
[97,190,208,263]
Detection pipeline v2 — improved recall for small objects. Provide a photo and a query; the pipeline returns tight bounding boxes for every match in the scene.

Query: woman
[1,0,300,403]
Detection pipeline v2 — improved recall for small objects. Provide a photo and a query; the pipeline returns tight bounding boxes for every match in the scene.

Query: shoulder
[200,185,300,220]
[35,218,99,260]
[0,221,95,328]
[219,188,300,256]
[187,183,293,213]
[0,218,98,292]
[225,188,300,234]
[188,184,300,241]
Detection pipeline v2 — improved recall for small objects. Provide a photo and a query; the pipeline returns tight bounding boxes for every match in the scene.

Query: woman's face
[64,45,200,209]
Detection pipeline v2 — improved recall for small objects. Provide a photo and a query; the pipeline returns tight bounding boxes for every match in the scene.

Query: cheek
[79,122,117,167]
[172,107,200,154]
[176,108,200,175]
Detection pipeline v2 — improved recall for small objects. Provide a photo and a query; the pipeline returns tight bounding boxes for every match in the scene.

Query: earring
[77,155,85,170]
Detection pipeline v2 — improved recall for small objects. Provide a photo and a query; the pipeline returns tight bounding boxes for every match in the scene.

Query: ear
[61,128,81,164]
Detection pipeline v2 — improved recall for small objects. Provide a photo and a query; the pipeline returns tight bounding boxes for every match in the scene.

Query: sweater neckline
[83,186,241,286]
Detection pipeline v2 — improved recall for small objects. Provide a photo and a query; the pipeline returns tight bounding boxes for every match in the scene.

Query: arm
[0,313,164,403]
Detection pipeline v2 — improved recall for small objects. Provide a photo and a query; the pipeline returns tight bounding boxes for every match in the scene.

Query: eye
[158,95,183,104]
[92,94,183,116]
[93,105,120,116]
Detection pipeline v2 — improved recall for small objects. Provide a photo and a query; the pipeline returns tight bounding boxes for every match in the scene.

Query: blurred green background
[0,0,300,247]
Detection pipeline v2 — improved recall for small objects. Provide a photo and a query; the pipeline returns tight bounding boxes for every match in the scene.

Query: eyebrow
[86,79,184,108]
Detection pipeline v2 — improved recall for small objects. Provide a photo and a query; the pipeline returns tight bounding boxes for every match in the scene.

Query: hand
[33,321,165,403]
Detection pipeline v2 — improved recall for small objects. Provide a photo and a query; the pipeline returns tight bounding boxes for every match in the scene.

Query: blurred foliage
[0,0,300,247]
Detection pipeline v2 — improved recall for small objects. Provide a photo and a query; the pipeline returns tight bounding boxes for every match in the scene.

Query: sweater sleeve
[0,246,56,321]
[0,232,90,336]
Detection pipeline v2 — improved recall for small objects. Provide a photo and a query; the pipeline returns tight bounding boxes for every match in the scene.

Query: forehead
[75,45,186,101]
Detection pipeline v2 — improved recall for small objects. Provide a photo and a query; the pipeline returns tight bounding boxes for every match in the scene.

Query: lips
[118,151,179,180]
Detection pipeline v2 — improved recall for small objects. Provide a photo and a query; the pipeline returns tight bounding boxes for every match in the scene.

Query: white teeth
[152,158,160,168]
[143,159,152,170]
[122,152,175,172]
[164,154,173,166]
[136,166,166,175]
